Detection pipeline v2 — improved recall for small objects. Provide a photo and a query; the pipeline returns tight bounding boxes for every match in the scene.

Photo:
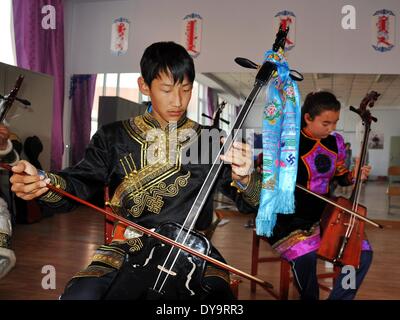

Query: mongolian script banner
[182,13,202,58]
[111,17,130,56]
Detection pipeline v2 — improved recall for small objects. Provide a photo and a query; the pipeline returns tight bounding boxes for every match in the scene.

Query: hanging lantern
[111,17,130,56]
[372,9,395,52]
[182,13,202,58]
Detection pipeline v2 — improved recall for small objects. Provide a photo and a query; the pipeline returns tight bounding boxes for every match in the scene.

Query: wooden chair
[388,166,400,214]
[250,229,339,299]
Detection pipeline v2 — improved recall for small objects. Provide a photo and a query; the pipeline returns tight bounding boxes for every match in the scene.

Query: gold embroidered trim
[92,253,124,269]
[0,233,11,249]
[111,171,191,217]
[127,238,144,253]
[123,120,147,167]
[121,120,187,196]
[88,245,126,269]
[111,162,181,206]
[125,114,200,157]
[119,153,138,178]
[97,245,126,256]
[111,112,200,218]
[243,171,262,206]
[72,265,116,279]
[142,110,188,129]
[39,173,67,203]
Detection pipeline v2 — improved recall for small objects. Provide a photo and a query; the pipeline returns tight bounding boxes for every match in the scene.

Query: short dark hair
[140,41,195,86]
[301,91,341,128]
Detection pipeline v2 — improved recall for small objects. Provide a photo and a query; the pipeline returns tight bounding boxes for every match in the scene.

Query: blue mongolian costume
[37,110,261,300]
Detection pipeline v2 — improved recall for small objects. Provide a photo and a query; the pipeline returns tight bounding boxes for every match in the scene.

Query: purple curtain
[236,105,241,116]
[13,0,64,171]
[69,75,97,166]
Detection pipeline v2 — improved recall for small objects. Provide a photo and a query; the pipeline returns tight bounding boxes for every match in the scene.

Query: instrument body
[317,91,380,267]
[105,222,211,300]
[319,197,366,267]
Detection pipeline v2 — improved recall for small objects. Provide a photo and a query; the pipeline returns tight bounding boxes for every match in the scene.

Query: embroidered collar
[143,108,188,130]
[128,108,200,144]
[301,128,320,140]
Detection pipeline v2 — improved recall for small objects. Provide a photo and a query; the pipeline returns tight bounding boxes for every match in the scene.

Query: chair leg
[250,230,260,293]
[332,265,340,287]
[279,259,291,300]
[230,279,241,299]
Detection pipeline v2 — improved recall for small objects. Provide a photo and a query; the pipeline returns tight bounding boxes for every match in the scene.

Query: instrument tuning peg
[289,69,304,82]
[234,57,259,70]
[16,98,31,106]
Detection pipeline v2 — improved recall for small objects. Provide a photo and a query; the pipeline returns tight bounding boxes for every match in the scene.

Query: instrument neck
[0,76,24,123]
[350,122,371,203]
[182,62,276,231]
[182,84,264,230]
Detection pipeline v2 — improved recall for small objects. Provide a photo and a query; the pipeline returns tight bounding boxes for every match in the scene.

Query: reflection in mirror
[86,71,400,179]
[197,72,400,179]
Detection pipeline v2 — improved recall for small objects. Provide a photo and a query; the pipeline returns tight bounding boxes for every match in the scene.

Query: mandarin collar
[143,110,188,131]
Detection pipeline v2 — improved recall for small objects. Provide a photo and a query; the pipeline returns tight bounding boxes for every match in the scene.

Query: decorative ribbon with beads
[256,48,301,237]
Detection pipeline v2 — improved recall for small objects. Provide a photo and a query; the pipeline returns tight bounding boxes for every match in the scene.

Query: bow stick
[1,162,275,293]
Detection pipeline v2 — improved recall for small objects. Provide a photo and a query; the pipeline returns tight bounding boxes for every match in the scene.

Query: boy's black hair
[301,91,341,128]
[140,41,195,86]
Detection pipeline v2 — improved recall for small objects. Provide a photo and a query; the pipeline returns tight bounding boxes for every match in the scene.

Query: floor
[0,180,399,300]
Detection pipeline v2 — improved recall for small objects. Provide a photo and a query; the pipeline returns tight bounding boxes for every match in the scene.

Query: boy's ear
[304,113,313,123]
[138,77,150,96]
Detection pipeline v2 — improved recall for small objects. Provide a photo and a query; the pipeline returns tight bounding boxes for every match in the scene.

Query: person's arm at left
[0,125,19,165]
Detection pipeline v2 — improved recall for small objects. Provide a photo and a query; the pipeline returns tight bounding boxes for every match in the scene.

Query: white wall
[340,108,400,177]
[0,62,54,170]
[66,0,400,74]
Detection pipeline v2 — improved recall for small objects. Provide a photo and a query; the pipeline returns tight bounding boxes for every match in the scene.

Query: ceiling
[201,72,400,109]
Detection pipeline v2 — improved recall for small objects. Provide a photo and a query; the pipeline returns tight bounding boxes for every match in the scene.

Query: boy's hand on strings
[360,165,371,181]
[353,157,372,181]
[9,160,49,200]
[220,138,253,185]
